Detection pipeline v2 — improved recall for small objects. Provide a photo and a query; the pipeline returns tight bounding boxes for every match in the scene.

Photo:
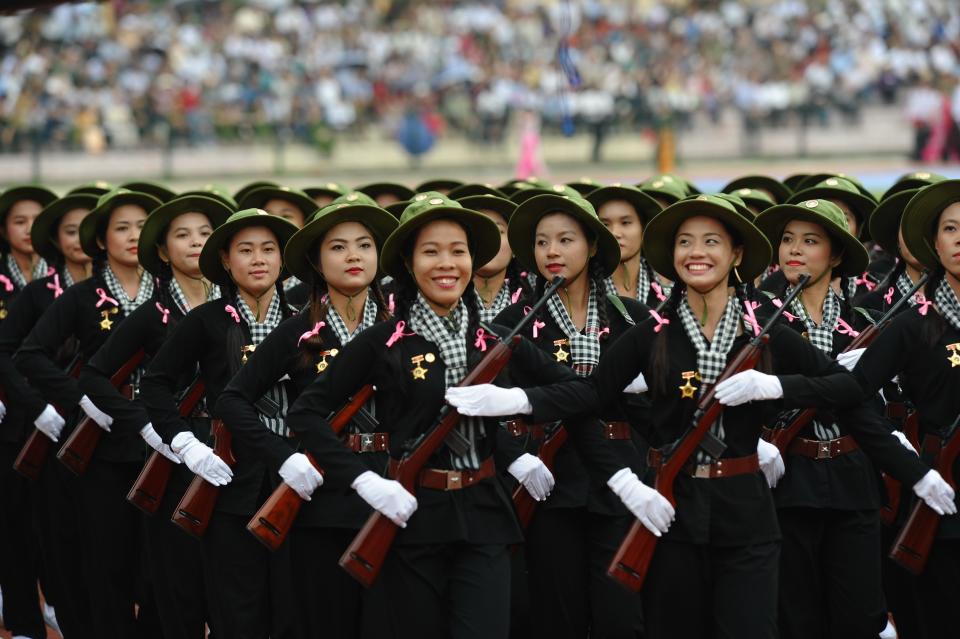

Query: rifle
[13,355,84,481]
[511,422,567,530]
[170,418,236,539]
[126,378,207,515]
[57,349,146,476]
[607,275,808,592]
[339,275,566,587]
[880,408,920,526]
[246,384,375,551]
[765,273,929,454]
[889,412,960,575]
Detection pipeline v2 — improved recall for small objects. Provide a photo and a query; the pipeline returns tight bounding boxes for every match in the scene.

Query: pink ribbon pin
[224,304,240,324]
[46,273,63,298]
[511,287,523,304]
[854,272,876,292]
[771,298,797,323]
[386,320,412,348]
[743,300,761,336]
[598,326,610,338]
[298,321,325,347]
[523,305,545,338]
[155,302,170,325]
[387,293,395,315]
[649,309,670,332]
[45,265,56,277]
[474,328,490,352]
[835,318,860,337]
[883,287,894,305]
[0,275,13,292]
[95,287,118,308]
[650,281,667,302]
[915,294,931,316]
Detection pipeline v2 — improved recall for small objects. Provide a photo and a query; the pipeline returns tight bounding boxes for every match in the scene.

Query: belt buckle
[446,471,463,490]
[359,433,376,452]
[693,464,712,479]
[816,442,832,459]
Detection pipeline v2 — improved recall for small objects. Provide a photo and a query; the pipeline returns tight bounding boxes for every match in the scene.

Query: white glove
[714,370,783,406]
[836,347,865,372]
[445,385,532,417]
[171,431,233,486]
[623,371,649,394]
[607,468,674,537]
[139,423,181,464]
[278,453,324,501]
[913,469,957,516]
[79,394,112,432]
[892,430,918,455]
[757,439,785,488]
[352,470,418,527]
[34,404,65,442]
[508,453,555,501]
[0,399,6,423]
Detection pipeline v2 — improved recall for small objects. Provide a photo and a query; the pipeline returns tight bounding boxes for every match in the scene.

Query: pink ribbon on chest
[46,274,63,298]
[95,287,118,308]
[386,320,413,348]
[224,304,241,324]
[155,302,170,324]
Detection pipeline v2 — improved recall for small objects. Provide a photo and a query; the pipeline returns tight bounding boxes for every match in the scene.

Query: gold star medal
[316,348,339,373]
[0,301,7,320]
[241,344,256,364]
[99,310,113,331]
[947,343,960,368]
[411,355,428,380]
[679,371,701,399]
[553,339,570,363]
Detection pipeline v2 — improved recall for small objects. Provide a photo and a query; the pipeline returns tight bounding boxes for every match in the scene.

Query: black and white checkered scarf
[408,294,483,470]
[326,292,378,345]
[895,272,923,307]
[678,293,742,463]
[235,291,289,437]
[474,282,515,324]
[102,265,155,316]
[935,279,960,332]
[546,280,603,376]
[604,258,652,305]
[168,278,219,316]
[788,286,842,440]
[5,254,47,290]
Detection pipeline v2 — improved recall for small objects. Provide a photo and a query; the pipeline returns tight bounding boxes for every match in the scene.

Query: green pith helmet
[901,179,960,271]
[642,194,772,283]
[880,171,947,202]
[586,183,663,226]
[79,188,162,258]
[787,177,877,240]
[137,195,235,276]
[119,180,177,203]
[198,208,299,286]
[722,175,791,204]
[379,192,500,280]
[31,193,99,264]
[755,198,869,278]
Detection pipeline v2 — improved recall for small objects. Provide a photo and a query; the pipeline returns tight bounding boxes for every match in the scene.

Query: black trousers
[643,539,779,639]
[203,511,297,639]
[0,441,45,639]
[362,542,511,639]
[915,538,960,637]
[778,507,886,639]
[881,522,925,639]
[76,457,161,639]
[525,507,642,639]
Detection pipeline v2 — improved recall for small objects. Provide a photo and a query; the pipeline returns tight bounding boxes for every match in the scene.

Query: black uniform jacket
[286,318,602,546]
[524,308,861,547]
[765,296,929,510]
[494,294,649,516]
[0,274,74,443]
[140,298,302,516]
[855,305,960,539]
[217,313,383,529]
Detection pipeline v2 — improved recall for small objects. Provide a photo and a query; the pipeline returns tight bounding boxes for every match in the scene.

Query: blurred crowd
[0,0,959,156]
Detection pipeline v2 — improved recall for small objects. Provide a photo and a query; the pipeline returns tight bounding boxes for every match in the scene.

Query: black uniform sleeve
[14,285,84,410]
[140,310,205,445]
[78,303,156,435]
[837,400,929,487]
[768,324,863,409]
[852,313,910,394]
[216,318,298,475]
[0,285,49,421]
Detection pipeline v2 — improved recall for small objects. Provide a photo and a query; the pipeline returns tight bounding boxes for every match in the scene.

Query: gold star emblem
[553,339,569,363]
[948,344,960,368]
[316,348,339,373]
[411,354,428,380]
[99,310,113,331]
[678,371,701,399]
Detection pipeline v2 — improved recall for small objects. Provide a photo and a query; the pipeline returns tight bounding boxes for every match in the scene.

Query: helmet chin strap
[327,282,366,321]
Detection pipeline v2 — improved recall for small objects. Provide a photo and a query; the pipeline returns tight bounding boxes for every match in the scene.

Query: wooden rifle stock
[170,419,236,539]
[13,357,83,481]
[126,379,207,515]
[339,276,567,588]
[246,384,375,551]
[512,423,567,530]
[890,414,960,575]
[880,409,919,526]
[57,349,145,476]
[608,276,809,592]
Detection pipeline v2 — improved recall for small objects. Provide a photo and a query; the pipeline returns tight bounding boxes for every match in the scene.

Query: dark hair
[921,265,949,348]
[505,256,535,305]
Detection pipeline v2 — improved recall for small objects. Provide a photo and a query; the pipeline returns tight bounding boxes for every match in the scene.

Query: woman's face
[533,213,593,283]
[160,212,213,279]
[831,199,858,237]
[56,208,93,267]
[598,199,643,263]
[672,215,742,292]
[222,226,282,297]
[315,220,377,294]
[934,202,960,281]
[475,210,512,278]
[409,219,473,314]
[778,219,840,285]
[263,198,306,229]
[101,204,148,268]
[4,199,43,257]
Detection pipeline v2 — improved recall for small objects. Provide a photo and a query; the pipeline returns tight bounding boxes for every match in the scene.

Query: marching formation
[0,171,957,639]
